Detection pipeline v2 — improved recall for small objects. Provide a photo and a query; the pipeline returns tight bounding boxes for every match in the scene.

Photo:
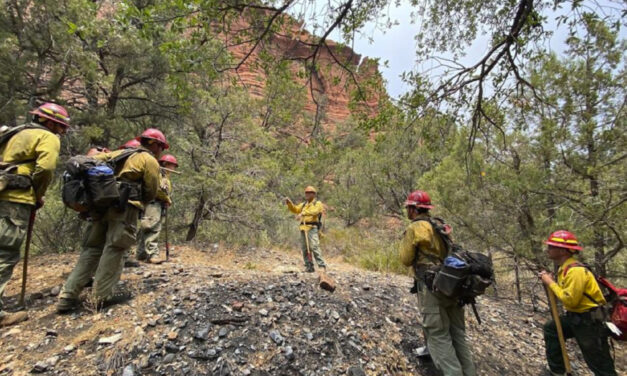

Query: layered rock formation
[224,15,383,130]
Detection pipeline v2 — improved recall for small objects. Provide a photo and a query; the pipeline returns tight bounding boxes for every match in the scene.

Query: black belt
[117,180,143,203]
[303,222,320,226]
[565,306,602,321]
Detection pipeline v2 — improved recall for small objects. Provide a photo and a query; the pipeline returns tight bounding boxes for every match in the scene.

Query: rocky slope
[0,247,624,375]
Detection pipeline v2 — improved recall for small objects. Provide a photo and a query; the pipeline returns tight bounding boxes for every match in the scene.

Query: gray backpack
[62,149,146,213]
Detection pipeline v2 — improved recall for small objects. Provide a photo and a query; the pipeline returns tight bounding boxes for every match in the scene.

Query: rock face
[225,15,383,131]
[89,3,382,134]
[1,248,625,375]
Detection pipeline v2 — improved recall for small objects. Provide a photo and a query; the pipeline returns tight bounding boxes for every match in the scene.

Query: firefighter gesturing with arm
[285,186,326,273]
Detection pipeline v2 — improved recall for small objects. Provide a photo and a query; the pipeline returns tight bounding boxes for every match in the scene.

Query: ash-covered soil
[0,247,624,375]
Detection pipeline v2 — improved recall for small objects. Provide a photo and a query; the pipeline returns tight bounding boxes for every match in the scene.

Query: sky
[294,0,626,99]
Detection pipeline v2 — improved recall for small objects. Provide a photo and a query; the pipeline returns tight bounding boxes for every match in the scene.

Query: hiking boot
[99,291,133,309]
[124,259,140,268]
[305,267,315,273]
[0,311,28,327]
[414,346,430,358]
[147,256,164,264]
[56,297,81,314]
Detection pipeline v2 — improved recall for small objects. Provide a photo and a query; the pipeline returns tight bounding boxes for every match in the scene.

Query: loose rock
[122,364,137,376]
[98,333,122,345]
[194,326,210,341]
[269,330,284,345]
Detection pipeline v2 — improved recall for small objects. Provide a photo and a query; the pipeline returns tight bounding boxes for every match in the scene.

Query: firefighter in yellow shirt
[136,154,177,264]
[285,186,326,272]
[539,230,616,376]
[399,190,475,376]
[0,103,69,327]
[57,129,166,313]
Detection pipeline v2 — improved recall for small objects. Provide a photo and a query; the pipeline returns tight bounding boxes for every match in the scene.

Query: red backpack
[563,263,627,341]
[597,276,627,341]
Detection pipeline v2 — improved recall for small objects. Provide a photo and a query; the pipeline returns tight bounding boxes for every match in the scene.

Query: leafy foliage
[0,0,623,280]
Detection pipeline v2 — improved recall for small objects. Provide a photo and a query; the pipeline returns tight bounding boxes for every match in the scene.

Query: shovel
[547,287,572,376]
[303,225,335,293]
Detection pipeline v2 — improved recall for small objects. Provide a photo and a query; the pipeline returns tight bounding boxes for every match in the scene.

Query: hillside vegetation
[0,0,624,315]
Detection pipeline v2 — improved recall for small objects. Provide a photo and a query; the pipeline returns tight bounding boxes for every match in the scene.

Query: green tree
[526,15,626,275]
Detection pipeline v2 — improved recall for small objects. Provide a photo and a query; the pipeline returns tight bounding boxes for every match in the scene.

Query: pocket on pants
[109,208,138,249]
[423,310,444,331]
[109,222,136,249]
[0,217,26,252]
[140,215,159,231]
[140,204,160,230]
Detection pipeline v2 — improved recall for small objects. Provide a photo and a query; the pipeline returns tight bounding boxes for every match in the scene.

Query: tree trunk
[186,190,206,241]
[583,57,605,276]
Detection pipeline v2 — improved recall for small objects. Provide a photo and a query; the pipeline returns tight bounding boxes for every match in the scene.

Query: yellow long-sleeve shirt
[549,257,606,313]
[287,199,324,231]
[93,148,160,210]
[399,215,448,272]
[0,125,60,205]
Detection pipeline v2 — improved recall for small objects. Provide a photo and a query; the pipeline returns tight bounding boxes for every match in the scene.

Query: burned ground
[0,247,624,375]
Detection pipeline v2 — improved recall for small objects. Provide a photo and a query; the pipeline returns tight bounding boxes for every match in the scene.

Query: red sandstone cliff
[69,3,383,134]
[223,15,383,131]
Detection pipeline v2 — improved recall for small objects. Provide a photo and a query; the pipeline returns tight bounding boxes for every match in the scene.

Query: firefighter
[399,190,476,376]
[57,129,168,312]
[285,186,326,272]
[136,154,177,264]
[539,230,617,376]
[0,103,69,326]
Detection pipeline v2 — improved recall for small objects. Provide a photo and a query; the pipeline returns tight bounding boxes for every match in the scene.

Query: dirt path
[0,246,624,375]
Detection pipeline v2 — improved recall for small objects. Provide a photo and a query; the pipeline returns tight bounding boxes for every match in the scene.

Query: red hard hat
[159,154,178,167]
[29,102,70,128]
[119,139,141,150]
[137,128,169,149]
[404,190,434,209]
[545,230,583,251]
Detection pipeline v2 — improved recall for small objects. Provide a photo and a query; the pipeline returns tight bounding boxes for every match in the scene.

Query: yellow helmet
[304,186,317,193]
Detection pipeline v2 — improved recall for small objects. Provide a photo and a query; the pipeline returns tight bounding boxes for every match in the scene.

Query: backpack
[433,251,494,302]
[0,124,51,192]
[562,262,627,341]
[414,217,494,317]
[62,149,146,213]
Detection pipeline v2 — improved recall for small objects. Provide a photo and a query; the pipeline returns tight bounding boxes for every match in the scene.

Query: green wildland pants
[136,201,163,260]
[300,227,326,270]
[544,312,617,376]
[60,205,139,301]
[421,288,476,376]
[0,201,31,311]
